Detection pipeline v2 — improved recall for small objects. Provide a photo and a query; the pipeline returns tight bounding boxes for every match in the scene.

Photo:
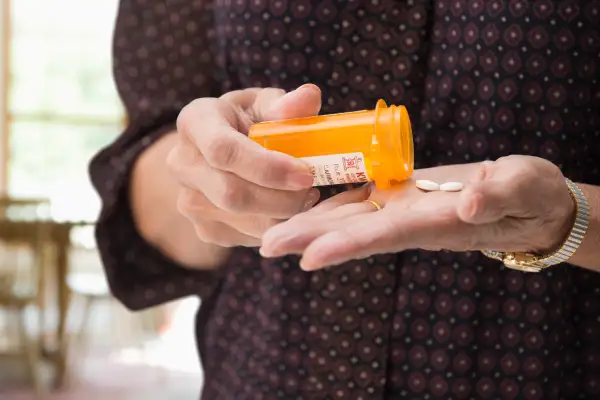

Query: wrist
[482,179,590,272]
[535,186,577,255]
[131,132,229,270]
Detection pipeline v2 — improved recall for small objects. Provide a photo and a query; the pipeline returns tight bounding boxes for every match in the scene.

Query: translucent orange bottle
[249,100,414,189]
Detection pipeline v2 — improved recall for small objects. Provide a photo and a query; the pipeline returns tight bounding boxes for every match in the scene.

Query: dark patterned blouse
[89,0,600,398]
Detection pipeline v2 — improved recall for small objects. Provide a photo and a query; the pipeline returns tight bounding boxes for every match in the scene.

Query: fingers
[220,85,322,122]
[261,189,523,270]
[299,212,399,270]
[257,84,322,121]
[173,151,320,218]
[177,99,313,190]
[266,191,509,270]
[224,214,283,239]
[177,188,270,247]
[193,220,262,248]
[260,198,380,257]
[263,156,563,268]
[171,84,325,249]
[177,85,322,190]
[298,207,503,271]
[308,184,372,214]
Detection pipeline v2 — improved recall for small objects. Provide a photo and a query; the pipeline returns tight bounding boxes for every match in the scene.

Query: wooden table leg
[52,226,71,389]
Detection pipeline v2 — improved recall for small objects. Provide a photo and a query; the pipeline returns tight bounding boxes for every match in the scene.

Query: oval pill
[440,182,464,192]
[415,180,440,191]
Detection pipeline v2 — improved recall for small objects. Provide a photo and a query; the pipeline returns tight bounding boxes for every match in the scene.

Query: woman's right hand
[166,85,322,248]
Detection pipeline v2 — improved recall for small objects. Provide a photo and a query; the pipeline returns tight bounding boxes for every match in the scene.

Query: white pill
[415,180,440,191]
[440,182,464,192]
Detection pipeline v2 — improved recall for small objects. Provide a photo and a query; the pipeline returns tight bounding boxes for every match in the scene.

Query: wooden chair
[0,198,50,397]
[0,197,50,221]
[0,220,50,397]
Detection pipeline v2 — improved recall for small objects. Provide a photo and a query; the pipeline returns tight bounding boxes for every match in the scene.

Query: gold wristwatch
[481,178,590,273]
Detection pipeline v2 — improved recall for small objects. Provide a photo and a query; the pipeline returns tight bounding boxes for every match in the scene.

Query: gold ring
[363,199,382,211]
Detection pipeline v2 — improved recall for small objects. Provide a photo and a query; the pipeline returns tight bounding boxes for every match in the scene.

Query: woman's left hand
[260,155,576,271]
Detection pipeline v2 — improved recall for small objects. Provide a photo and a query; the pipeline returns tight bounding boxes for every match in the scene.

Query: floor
[0,297,204,400]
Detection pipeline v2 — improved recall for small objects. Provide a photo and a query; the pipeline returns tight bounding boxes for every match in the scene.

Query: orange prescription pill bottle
[248,99,414,189]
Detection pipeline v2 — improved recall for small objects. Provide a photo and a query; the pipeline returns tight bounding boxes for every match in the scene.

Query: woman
[90,0,600,398]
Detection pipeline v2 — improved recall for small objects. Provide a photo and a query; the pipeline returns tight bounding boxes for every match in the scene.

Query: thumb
[255,84,322,122]
[457,181,521,224]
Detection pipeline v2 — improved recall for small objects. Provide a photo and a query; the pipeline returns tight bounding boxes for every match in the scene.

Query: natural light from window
[7,0,123,227]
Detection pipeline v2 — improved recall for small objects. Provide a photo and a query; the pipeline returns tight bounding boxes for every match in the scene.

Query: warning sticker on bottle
[300,152,370,186]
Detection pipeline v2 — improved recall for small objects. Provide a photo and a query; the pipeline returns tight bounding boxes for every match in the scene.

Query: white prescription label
[300,152,370,186]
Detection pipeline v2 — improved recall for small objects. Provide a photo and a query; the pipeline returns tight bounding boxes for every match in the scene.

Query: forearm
[130,131,230,269]
[567,184,600,271]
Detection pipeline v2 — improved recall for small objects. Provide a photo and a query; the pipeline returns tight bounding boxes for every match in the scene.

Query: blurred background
[0,1,202,398]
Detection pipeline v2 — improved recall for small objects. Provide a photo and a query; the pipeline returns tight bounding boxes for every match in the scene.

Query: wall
[0,0,7,191]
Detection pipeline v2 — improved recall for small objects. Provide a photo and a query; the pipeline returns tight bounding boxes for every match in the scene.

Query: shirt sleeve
[88,0,222,310]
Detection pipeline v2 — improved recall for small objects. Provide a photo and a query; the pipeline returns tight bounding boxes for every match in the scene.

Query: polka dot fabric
[89,0,600,399]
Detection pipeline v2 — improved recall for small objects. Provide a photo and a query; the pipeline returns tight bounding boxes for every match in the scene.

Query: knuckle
[176,188,207,217]
[200,227,236,248]
[263,87,287,96]
[260,161,290,186]
[518,160,538,179]
[204,136,239,169]
[177,98,219,135]
[193,221,230,246]
[220,88,263,106]
[176,106,192,134]
[165,149,179,176]
[177,99,200,132]
[176,188,195,217]
[166,144,186,178]
[280,190,313,216]
[219,89,245,104]
[237,218,258,238]
[193,224,214,244]
[217,183,250,213]
[511,165,537,191]
[257,88,286,104]
[212,239,238,248]
[219,89,240,98]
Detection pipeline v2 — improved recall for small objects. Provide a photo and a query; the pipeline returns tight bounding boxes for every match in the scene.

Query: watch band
[482,178,590,273]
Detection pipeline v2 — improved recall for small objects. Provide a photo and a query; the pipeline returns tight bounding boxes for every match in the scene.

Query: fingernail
[299,258,313,271]
[297,83,321,94]
[302,189,321,211]
[259,246,271,257]
[280,84,321,103]
[300,257,323,271]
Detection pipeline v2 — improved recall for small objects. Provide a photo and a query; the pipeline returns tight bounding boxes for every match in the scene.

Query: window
[4,0,124,224]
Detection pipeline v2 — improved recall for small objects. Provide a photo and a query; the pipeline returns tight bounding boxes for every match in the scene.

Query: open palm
[260,156,575,271]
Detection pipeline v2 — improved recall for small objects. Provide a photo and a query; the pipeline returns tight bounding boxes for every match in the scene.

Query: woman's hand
[260,156,576,270]
[166,85,322,248]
